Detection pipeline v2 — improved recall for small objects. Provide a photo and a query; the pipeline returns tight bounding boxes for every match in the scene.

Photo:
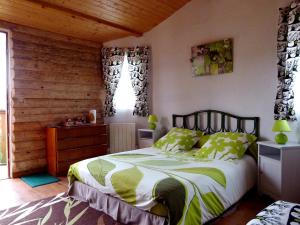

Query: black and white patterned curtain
[274,1,299,120]
[102,47,125,117]
[127,46,151,117]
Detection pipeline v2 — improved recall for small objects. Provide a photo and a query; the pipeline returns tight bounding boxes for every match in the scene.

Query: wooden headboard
[172,110,260,138]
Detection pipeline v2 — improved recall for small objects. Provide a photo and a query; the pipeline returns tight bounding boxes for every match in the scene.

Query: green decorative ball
[148,122,156,130]
[275,133,288,144]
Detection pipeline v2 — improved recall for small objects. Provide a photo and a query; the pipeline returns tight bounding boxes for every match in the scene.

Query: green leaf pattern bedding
[68,148,256,225]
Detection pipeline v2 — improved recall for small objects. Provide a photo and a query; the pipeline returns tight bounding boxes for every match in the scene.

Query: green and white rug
[0,193,124,225]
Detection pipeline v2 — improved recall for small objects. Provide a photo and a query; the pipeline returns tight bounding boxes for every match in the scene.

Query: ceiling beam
[25,0,143,37]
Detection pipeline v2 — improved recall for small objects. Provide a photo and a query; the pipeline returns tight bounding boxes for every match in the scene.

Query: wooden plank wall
[0,20,104,177]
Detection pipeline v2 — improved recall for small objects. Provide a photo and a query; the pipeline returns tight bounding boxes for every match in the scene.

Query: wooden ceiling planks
[47,0,165,30]
[0,0,132,42]
[0,0,190,42]
[26,0,143,35]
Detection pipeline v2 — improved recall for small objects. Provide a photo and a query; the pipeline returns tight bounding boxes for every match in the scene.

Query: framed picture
[191,39,233,76]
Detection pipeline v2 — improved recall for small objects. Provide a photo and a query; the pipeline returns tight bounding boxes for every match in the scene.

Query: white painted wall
[104,0,300,142]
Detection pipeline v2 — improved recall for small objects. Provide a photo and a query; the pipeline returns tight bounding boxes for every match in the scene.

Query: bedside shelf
[137,129,164,148]
[261,154,280,161]
[257,141,300,202]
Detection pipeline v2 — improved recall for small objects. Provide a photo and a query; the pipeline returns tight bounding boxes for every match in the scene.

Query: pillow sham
[153,128,203,152]
[194,132,257,160]
[195,134,211,148]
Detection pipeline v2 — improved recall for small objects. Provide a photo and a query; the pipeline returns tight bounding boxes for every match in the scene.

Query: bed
[68,110,260,225]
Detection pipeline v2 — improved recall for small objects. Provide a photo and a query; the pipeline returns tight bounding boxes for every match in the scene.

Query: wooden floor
[0,178,270,225]
[0,177,68,211]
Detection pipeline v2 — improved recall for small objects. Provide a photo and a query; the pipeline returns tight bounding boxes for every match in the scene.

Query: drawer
[57,145,107,162]
[259,156,281,198]
[139,139,153,148]
[57,125,107,139]
[57,144,107,175]
[58,135,108,150]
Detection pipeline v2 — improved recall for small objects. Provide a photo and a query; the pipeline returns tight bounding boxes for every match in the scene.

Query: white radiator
[109,123,136,153]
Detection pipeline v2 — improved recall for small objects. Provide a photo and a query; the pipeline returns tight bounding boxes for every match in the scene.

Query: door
[0,31,9,179]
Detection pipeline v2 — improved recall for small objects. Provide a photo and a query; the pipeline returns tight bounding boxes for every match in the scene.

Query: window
[114,54,136,112]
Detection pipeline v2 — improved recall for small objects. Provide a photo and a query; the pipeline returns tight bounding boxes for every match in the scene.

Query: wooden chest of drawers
[46,124,108,176]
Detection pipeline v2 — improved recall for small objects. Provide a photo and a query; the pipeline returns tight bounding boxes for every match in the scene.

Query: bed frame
[173,109,260,138]
[69,109,260,225]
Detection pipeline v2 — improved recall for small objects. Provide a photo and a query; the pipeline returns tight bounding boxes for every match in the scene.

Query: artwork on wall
[191,38,233,76]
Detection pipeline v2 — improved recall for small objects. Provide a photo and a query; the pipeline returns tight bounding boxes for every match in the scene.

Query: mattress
[68,147,257,225]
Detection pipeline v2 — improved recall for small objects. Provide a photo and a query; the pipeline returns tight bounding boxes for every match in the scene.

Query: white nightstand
[257,141,300,202]
[137,129,164,148]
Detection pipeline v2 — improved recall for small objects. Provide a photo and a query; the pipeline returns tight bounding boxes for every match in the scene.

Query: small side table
[137,129,164,148]
[257,141,300,203]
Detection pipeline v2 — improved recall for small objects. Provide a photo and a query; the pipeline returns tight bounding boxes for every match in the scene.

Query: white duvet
[68,147,257,224]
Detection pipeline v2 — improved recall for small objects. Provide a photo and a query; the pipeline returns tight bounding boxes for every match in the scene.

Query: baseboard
[12,166,47,178]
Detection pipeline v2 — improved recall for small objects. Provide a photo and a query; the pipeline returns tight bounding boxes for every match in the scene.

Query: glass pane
[114,54,136,111]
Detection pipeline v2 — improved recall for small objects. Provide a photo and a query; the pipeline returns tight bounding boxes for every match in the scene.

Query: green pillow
[194,132,257,160]
[195,134,211,148]
[153,128,203,152]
